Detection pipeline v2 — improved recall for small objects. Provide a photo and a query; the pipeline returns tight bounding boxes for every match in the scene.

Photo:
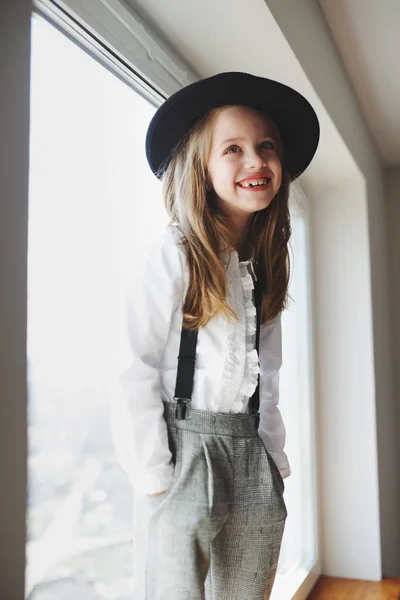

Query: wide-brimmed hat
[145,71,320,181]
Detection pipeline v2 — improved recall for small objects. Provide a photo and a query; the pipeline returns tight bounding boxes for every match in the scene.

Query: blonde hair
[161,105,291,330]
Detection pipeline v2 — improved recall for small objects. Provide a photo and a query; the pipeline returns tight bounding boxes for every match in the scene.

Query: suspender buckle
[251,410,260,430]
[174,397,191,420]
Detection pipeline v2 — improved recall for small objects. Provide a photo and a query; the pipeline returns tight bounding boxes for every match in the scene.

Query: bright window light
[27,14,317,599]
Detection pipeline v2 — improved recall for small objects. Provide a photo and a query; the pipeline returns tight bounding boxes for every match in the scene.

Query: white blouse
[113,224,291,495]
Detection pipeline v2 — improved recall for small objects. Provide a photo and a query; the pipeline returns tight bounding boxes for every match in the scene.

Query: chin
[248,198,273,212]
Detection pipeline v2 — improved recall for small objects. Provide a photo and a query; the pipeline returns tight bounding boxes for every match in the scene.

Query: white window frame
[33,0,198,106]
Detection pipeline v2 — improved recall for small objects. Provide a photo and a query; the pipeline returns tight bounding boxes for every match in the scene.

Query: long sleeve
[112,231,186,495]
[258,312,291,479]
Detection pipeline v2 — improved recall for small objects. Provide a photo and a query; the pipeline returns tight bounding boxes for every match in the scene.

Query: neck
[228,216,252,261]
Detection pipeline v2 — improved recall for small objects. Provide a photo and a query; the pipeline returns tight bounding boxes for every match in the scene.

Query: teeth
[239,178,269,188]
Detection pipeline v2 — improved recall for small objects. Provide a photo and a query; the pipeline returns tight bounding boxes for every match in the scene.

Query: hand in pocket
[148,489,168,497]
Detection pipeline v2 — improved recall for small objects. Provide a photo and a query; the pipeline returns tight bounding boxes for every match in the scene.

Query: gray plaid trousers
[132,401,287,600]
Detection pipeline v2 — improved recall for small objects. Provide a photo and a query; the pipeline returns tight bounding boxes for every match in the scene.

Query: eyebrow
[217,133,276,149]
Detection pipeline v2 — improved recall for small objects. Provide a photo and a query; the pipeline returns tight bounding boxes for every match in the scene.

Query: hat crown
[146,71,320,181]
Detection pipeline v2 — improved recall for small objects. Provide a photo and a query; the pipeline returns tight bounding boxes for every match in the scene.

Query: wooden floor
[308,576,400,599]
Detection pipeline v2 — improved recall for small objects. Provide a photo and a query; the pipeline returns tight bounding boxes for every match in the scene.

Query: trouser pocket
[256,437,285,496]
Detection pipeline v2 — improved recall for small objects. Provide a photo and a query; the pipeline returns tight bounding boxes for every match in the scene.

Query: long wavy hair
[161,105,292,331]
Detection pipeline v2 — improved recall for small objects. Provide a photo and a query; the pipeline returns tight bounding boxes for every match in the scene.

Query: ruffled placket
[218,251,260,413]
[232,260,260,412]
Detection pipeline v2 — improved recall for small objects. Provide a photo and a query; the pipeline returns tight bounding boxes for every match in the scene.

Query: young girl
[115,72,319,599]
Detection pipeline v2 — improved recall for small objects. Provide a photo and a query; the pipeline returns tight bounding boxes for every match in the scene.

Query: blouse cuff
[279,467,291,479]
[136,461,175,496]
[267,449,292,479]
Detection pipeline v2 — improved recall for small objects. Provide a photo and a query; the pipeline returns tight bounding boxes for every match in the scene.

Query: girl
[114,72,319,600]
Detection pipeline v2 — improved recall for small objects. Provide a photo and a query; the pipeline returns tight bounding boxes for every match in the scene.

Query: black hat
[146,71,320,181]
[146,72,319,181]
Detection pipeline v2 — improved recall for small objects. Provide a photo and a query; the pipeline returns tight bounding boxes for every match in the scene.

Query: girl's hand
[148,489,168,497]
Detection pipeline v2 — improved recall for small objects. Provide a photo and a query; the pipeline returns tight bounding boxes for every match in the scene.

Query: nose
[243,147,266,170]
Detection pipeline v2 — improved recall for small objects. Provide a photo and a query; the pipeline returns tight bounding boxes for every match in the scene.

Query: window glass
[272,196,317,597]
[27,15,166,598]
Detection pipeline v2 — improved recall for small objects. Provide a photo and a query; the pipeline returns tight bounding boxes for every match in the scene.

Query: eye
[260,139,276,150]
[225,145,241,154]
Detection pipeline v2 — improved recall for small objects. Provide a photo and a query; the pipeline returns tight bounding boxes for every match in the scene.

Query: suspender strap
[248,276,263,428]
[173,327,198,420]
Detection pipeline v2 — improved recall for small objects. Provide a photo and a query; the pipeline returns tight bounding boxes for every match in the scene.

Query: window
[27,15,166,597]
[28,11,318,599]
[272,191,318,598]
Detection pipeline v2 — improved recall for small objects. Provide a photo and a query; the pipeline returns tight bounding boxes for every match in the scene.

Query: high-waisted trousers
[132,400,287,600]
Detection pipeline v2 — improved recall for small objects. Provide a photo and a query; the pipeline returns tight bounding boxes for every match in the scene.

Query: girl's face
[207,105,282,223]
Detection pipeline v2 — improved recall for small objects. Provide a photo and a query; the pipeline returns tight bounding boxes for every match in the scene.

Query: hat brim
[146,71,320,181]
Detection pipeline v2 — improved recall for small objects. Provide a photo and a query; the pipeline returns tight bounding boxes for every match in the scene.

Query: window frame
[32,0,198,106]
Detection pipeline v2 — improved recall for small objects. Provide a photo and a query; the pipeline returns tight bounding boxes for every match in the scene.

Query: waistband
[162,400,259,437]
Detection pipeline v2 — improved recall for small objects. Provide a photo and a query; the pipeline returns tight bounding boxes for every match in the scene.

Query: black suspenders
[173,268,263,429]
[173,326,198,420]
[250,272,263,428]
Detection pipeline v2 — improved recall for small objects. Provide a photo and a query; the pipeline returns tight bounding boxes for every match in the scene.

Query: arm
[258,312,291,479]
[112,232,186,495]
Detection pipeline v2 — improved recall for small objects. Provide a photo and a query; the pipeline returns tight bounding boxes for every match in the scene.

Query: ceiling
[319,0,400,166]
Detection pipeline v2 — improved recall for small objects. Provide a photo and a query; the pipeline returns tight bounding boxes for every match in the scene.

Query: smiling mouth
[237,177,271,189]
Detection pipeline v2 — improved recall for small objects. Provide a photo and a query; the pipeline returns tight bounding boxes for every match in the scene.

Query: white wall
[386,169,400,384]
[266,0,399,577]
[0,0,31,597]
[385,167,400,570]
[310,182,381,578]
